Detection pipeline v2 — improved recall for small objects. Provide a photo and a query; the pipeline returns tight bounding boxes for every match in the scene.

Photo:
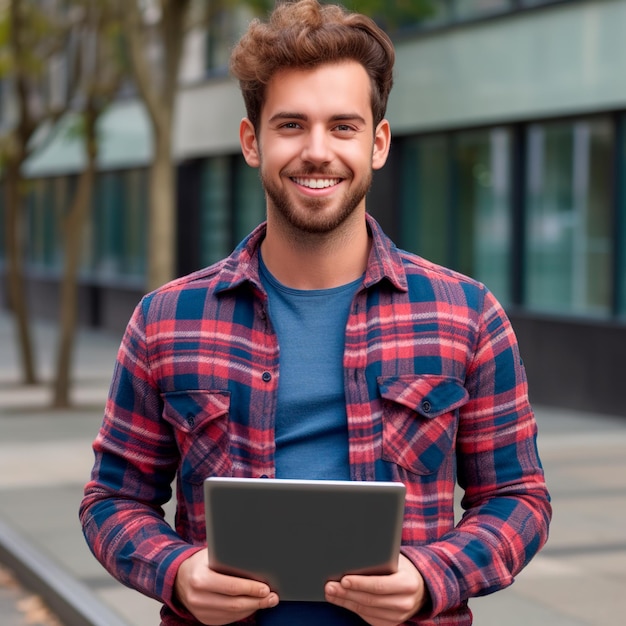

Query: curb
[0,518,131,626]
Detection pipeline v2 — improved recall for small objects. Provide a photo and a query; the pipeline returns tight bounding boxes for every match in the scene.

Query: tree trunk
[147,122,176,292]
[4,160,37,385]
[123,0,191,293]
[52,160,96,408]
[52,100,99,409]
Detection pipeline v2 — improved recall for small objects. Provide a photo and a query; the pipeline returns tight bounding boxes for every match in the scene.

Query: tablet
[204,477,406,601]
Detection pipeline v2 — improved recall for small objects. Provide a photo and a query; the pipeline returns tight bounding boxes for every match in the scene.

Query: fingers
[179,549,270,598]
[332,569,418,598]
[175,549,279,625]
[192,577,278,617]
[205,569,273,599]
[324,555,427,626]
[184,570,279,625]
[326,582,417,626]
[326,578,409,611]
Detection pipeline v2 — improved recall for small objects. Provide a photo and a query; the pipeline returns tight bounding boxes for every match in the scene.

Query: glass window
[205,6,234,73]
[233,154,265,244]
[89,169,146,282]
[77,174,96,277]
[121,169,148,279]
[25,183,37,266]
[525,118,613,317]
[23,174,89,277]
[399,135,449,267]
[93,171,124,278]
[50,177,67,270]
[619,116,626,318]
[26,178,63,272]
[399,129,513,304]
[454,128,513,304]
[200,157,231,266]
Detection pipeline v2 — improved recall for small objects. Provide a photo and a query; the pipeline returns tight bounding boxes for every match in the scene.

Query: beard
[260,165,372,235]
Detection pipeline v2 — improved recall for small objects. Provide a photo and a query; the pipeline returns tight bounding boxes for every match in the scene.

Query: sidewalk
[1,312,625,626]
[0,315,160,626]
[0,562,63,626]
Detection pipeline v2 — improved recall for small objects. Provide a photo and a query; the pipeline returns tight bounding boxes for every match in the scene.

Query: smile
[292,177,342,189]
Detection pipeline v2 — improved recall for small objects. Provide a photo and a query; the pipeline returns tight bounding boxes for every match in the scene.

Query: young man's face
[240,61,391,236]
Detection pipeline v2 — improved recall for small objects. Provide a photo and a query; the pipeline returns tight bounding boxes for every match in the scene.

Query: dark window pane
[454,128,513,304]
[233,154,265,244]
[200,157,231,266]
[399,135,449,267]
[525,118,613,317]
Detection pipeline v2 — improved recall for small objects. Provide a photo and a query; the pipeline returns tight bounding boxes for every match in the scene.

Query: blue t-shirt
[258,257,367,626]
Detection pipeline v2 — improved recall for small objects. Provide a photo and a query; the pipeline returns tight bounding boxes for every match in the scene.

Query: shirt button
[186,413,195,427]
[262,371,272,383]
[421,400,432,414]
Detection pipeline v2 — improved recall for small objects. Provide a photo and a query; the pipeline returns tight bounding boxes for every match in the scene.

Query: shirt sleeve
[402,287,552,619]
[79,299,202,617]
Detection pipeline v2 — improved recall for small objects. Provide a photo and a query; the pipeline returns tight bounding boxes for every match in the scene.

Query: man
[80,1,551,625]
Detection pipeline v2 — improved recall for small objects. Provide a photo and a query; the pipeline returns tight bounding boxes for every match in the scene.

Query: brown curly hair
[230,0,395,131]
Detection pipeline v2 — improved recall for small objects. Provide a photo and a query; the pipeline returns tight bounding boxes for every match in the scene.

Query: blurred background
[1,0,625,415]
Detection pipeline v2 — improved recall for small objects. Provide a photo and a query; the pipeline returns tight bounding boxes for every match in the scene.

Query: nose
[301,125,332,165]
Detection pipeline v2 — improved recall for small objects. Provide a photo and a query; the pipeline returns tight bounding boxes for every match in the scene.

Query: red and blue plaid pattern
[80,214,551,625]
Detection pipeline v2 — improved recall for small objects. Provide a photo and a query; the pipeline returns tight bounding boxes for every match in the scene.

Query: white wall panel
[173,77,245,158]
[389,0,626,132]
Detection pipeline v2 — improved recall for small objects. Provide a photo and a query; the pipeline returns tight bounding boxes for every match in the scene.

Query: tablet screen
[204,477,406,601]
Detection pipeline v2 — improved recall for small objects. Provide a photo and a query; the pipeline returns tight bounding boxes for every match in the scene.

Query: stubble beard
[260,167,372,237]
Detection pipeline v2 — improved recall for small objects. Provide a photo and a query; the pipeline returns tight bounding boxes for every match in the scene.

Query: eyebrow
[268,112,368,125]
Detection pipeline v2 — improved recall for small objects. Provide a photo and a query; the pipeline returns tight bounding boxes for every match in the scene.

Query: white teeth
[293,177,340,189]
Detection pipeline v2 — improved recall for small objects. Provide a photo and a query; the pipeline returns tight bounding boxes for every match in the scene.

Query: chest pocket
[162,390,232,484]
[378,375,468,475]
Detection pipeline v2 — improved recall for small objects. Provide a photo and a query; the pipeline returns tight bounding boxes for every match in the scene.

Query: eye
[280,121,302,130]
[333,123,358,135]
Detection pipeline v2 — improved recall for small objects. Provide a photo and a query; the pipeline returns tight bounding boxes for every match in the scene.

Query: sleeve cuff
[160,545,207,619]
[400,545,461,619]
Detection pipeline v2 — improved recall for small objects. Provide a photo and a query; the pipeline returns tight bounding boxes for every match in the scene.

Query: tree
[0,0,125,404]
[52,0,126,408]
[0,0,69,385]
[123,0,193,292]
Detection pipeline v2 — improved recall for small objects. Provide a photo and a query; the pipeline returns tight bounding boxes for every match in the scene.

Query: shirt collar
[215,213,408,295]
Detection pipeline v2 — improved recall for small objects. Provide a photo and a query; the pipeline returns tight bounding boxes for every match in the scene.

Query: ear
[372,119,391,171]
[240,118,260,167]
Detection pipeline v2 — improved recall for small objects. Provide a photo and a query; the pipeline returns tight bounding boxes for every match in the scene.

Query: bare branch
[122,0,164,129]
[160,0,191,105]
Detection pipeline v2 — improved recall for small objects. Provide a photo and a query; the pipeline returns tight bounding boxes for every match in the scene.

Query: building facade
[1,0,626,415]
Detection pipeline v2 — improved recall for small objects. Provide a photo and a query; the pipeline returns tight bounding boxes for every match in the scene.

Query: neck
[261,213,370,290]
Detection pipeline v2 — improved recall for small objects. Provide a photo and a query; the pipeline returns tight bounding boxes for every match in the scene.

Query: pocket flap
[378,375,468,418]
[161,390,230,433]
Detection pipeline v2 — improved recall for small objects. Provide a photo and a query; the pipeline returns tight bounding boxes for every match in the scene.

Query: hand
[325,554,428,626]
[174,549,279,625]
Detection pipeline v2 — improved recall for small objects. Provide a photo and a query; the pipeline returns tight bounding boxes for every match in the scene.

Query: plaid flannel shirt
[80,214,551,625]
